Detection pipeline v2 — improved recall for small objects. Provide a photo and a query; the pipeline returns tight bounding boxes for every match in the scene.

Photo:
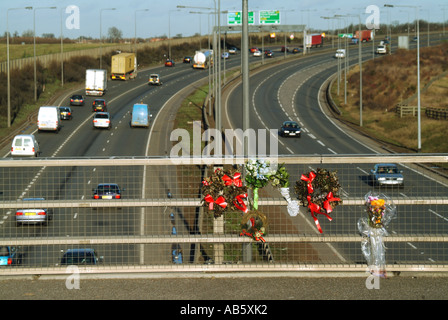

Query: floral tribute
[201,167,247,218]
[240,210,268,242]
[357,192,397,278]
[294,168,342,233]
[241,159,274,241]
[269,163,300,217]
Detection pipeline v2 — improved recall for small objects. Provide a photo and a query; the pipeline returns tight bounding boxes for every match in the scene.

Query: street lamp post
[385,4,421,152]
[336,13,363,126]
[34,6,56,102]
[7,6,33,127]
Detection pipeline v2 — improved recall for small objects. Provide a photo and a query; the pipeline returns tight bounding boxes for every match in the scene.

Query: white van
[11,134,39,157]
[37,106,60,132]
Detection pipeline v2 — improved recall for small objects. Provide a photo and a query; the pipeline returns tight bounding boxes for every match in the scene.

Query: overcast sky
[1,0,447,39]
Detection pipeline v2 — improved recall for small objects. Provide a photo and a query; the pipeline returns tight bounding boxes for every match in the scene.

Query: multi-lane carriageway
[0,40,447,271]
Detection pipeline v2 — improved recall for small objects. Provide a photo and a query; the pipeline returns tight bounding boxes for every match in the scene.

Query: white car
[253,50,262,57]
[93,112,111,130]
[335,49,345,58]
[376,45,387,54]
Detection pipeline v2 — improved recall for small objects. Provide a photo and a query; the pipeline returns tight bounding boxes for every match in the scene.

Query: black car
[265,50,274,57]
[93,183,124,199]
[92,99,107,112]
[60,249,103,265]
[279,121,301,138]
[183,56,192,63]
[70,94,85,106]
[59,107,73,120]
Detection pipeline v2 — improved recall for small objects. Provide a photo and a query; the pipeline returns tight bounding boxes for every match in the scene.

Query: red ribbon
[240,230,265,242]
[301,172,316,194]
[307,195,332,234]
[222,172,243,187]
[204,194,227,211]
[234,193,248,213]
[323,192,340,213]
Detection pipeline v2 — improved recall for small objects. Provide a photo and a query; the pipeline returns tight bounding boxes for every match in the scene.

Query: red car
[165,59,175,67]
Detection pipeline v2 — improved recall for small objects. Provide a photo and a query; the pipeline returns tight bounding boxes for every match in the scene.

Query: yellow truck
[111,53,137,80]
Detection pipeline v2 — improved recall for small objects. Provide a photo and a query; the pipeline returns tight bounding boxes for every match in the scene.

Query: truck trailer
[85,69,107,96]
[111,53,137,80]
[193,50,213,69]
[353,30,373,43]
[306,34,324,48]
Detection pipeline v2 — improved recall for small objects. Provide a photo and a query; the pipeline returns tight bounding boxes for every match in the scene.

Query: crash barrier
[425,107,448,121]
[0,154,447,275]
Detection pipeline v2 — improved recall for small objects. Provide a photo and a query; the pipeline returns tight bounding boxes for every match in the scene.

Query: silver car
[93,112,111,130]
[370,163,404,187]
[15,198,53,226]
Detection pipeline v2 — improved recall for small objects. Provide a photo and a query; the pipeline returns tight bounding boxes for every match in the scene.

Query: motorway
[0,39,448,302]
[0,50,276,268]
[224,42,448,265]
[1,39,447,272]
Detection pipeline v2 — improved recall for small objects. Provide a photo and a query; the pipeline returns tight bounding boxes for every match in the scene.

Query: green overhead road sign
[228,11,254,25]
[259,10,280,24]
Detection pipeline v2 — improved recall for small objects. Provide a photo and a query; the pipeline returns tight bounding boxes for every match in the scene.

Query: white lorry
[85,69,107,96]
[193,50,213,69]
[37,106,61,133]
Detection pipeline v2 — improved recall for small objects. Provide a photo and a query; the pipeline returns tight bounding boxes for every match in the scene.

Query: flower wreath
[295,168,342,233]
[201,167,248,218]
[240,210,268,242]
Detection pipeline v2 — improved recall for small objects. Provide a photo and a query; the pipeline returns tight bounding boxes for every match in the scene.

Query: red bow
[323,192,340,213]
[222,172,243,187]
[307,195,332,234]
[301,172,316,194]
[204,194,227,211]
[240,229,265,242]
[234,193,248,213]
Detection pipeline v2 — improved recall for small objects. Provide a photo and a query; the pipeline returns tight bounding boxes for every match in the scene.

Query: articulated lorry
[352,30,373,43]
[111,53,137,80]
[193,50,213,69]
[305,34,324,48]
[85,69,107,96]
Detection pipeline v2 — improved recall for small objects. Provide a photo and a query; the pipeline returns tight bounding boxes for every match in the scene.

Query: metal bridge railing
[0,154,447,275]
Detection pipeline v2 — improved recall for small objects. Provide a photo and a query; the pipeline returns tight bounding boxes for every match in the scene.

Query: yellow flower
[371,199,385,207]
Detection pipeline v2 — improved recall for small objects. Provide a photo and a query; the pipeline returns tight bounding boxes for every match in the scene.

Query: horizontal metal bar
[1,197,447,209]
[1,154,447,167]
[1,234,447,246]
[1,264,448,277]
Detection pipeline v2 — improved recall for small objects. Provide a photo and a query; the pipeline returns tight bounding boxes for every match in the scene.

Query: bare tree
[107,27,122,43]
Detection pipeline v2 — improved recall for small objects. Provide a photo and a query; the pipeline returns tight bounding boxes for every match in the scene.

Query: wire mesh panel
[0,155,447,274]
